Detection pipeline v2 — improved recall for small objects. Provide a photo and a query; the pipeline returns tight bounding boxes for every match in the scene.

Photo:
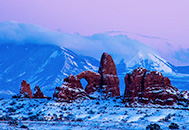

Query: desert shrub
[146,123,162,130]
[8,119,18,126]
[20,125,28,129]
[169,123,179,129]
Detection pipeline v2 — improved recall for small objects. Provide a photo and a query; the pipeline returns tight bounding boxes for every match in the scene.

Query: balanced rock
[98,53,120,97]
[20,80,32,98]
[124,67,179,105]
[53,74,87,102]
[33,85,45,98]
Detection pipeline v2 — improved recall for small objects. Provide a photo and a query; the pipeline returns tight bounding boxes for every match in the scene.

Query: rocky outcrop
[98,53,120,97]
[124,67,147,104]
[20,80,32,98]
[12,80,47,99]
[53,53,120,101]
[53,74,87,102]
[124,67,179,105]
[143,71,179,105]
[33,85,46,98]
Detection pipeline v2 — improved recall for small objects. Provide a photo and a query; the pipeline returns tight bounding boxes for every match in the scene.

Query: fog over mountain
[1,21,188,66]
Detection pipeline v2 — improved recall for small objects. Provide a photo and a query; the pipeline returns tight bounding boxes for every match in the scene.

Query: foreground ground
[0,98,188,130]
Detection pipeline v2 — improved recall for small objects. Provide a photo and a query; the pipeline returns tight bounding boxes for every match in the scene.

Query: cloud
[0,21,157,63]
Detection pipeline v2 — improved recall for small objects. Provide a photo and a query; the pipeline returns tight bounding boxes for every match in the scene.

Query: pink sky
[0,0,189,60]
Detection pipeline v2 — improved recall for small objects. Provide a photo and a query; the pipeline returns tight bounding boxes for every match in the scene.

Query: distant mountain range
[0,43,189,98]
[0,43,99,98]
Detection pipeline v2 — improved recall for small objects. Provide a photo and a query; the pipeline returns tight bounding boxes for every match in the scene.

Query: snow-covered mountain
[0,43,99,98]
[126,51,173,73]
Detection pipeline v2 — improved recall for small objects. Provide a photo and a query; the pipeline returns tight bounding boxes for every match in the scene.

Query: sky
[0,0,189,65]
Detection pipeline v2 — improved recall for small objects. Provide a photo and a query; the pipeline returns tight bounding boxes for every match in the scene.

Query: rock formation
[20,80,33,98]
[124,67,147,104]
[98,53,120,97]
[53,53,120,101]
[124,67,179,105]
[13,80,47,99]
[53,74,87,102]
[76,70,101,94]
[33,85,46,98]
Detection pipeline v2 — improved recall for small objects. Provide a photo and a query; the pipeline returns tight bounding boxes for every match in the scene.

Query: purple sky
[0,0,189,65]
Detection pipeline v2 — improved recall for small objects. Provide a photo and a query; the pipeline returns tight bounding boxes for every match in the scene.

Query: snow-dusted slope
[0,98,188,129]
[127,51,173,73]
[0,43,99,98]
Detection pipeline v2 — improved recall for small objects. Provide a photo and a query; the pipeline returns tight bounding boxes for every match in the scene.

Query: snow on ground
[0,98,188,130]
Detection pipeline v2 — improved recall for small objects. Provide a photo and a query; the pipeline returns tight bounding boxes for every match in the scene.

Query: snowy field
[0,98,188,130]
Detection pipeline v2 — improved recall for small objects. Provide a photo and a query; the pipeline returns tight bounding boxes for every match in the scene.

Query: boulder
[124,68,179,105]
[20,80,32,98]
[99,53,120,97]
[33,85,46,98]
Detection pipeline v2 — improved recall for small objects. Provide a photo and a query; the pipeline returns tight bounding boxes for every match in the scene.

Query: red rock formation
[20,80,32,98]
[143,71,179,105]
[76,70,101,94]
[124,67,147,103]
[99,53,117,76]
[99,53,120,97]
[33,85,45,98]
[54,53,120,101]
[53,74,87,102]
[124,68,179,106]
